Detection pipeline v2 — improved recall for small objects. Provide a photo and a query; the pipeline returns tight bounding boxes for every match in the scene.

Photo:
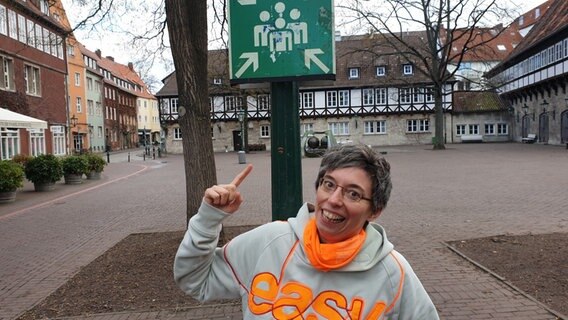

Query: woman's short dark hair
[315,144,392,212]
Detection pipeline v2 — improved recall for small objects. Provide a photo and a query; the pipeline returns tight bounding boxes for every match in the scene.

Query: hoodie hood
[288,202,394,272]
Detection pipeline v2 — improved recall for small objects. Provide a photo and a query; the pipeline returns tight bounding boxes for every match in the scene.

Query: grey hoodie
[174,202,439,319]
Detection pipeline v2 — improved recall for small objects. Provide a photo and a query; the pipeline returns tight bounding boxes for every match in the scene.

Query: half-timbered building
[487,0,568,145]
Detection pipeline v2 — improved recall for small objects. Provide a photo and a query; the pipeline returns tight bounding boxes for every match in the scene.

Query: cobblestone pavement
[0,144,566,319]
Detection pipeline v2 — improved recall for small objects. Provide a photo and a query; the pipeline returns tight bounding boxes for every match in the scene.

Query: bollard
[238,150,246,164]
[128,152,130,162]
[106,151,110,163]
[152,147,156,160]
[158,148,161,158]
[143,153,145,161]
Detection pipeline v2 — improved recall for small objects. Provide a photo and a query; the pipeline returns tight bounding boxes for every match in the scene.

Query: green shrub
[24,154,63,184]
[0,160,25,192]
[61,155,89,175]
[84,153,107,172]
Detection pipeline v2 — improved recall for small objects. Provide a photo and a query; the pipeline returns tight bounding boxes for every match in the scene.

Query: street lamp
[70,114,80,152]
[541,99,555,120]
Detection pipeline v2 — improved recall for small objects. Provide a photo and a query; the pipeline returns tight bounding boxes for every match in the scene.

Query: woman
[174,144,439,319]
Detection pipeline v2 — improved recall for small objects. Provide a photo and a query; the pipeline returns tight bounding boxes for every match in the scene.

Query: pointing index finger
[231,164,253,187]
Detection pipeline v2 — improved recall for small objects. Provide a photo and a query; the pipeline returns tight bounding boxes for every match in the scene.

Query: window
[24,64,40,96]
[364,120,386,134]
[258,94,269,110]
[173,127,182,140]
[87,100,94,115]
[301,123,313,136]
[326,91,337,107]
[8,10,16,39]
[497,123,508,135]
[403,64,413,75]
[407,119,429,132]
[0,5,7,36]
[26,19,34,46]
[362,88,374,106]
[329,122,349,136]
[484,123,495,135]
[400,88,411,104]
[76,97,82,113]
[17,14,25,42]
[213,78,222,85]
[348,67,359,79]
[225,96,235,111]
[376,88,387,104]
[51,126,65,155]
[1,127,19,160]
[29,129,45,156]
[1,55,15,91]
[413,88,424,103]
[74,72,80,86]
[40,0,49,15]
[170,98,179,113]
[302,92,314,108]
[98,126,103,138]
[34,24,42,49]
[338,90,349,107]
[456,124,466,135]
[468,124,479,135]
[260,125,270,138]
[376,66,386,77]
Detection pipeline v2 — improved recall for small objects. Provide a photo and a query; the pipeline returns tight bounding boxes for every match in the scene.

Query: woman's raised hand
[203,164,253,214]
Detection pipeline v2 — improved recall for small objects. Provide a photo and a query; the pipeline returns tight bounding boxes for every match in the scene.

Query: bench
[460,134,483,143]
[522,134,537,143]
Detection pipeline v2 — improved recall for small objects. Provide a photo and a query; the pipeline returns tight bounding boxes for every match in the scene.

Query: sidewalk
[1,143,566,320]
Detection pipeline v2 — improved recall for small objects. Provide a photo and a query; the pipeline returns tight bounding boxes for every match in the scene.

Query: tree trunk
[433,87,446,150]
[165,0,217,225]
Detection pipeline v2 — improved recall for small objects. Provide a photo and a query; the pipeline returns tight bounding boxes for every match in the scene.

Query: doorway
[538,112,549,144]
[232,130,243,151]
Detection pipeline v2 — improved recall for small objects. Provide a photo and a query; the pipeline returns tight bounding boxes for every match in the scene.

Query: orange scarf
[303,218,367,272]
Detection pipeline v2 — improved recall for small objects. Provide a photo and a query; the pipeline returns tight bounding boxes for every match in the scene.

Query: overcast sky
[60,0,549,91]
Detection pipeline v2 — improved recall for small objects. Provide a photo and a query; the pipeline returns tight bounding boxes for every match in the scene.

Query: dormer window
[376,66,386,77]
[348,67,360,79]
[497,45,507,51]
[403,64,413,75]
[213,78,222,85]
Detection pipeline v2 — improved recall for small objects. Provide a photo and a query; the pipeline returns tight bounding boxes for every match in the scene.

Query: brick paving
[0,143,567,319]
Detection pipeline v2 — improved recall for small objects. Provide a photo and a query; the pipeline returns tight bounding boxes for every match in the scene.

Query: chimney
[95,49,101,58]
[106,56,114,61]
[128,62,134,71]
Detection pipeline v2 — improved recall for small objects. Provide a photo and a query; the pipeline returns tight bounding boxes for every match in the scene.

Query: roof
[489,0,567,73]
[452,91,509,113]
[155,73,178,97]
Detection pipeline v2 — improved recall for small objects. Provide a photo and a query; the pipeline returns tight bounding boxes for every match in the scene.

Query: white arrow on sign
[304,49,330,73]
[238,0,256,5]
[235,52,259,78]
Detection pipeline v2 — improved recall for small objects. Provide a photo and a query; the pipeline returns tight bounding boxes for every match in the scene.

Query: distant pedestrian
[174,144,439,319]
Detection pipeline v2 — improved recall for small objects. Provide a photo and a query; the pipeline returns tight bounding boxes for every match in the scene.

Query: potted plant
[84,153,106,180]
[61,155,88,185]
[24,154,63,191]
[0,160,25,203]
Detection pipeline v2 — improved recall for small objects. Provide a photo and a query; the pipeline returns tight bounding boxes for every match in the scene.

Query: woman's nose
[327,186,344,205]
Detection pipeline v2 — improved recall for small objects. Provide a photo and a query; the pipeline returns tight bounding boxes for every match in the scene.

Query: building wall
[67,37,87,152]
[85,70,105,152]
[450,112,512,143]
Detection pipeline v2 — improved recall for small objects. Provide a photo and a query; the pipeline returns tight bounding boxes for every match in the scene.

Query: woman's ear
[368,210,382,221]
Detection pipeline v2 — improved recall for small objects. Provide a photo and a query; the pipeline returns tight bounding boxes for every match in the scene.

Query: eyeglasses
[319,178,372,203]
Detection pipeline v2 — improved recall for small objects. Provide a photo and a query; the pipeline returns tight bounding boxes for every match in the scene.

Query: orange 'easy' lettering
[365,301,387,320]
[249,273,279,314]
[312,291,347,319]
[272,282,313,319]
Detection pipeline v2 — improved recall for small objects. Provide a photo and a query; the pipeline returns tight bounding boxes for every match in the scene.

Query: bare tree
[337,0,515,149]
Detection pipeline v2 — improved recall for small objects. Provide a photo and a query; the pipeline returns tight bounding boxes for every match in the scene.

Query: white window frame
[24,64,41,96]
[362,88,374,106]
[403,64,413,75]
[376,88,387,105]
[302,92,314,108]
[348,67,359,79]
[338,90,349,107]
[17,14,26,42]
[484,123,495,135]
[364,120,386,134]
[170,98,179,113]
[26,19,34,46]
[329,122,349,136]
[74,72,80,86]
[400,88,411,104]
[326,91,337,107]
[213,78,222,85]
[225,96,236,111]
[468,124,479,135]
[301,123,314,136]
[8,10,16,40]
[173,127,182,140]
[497,123,508,135]
[456,124,466,136]
[51,125,66,155]
[76,97,82,113]
[0,5,7,36]
[29,129,45,156]
[258,94,269,110]
[260,125,270,138]
[1,127,19,160]
[376,66,386,77]
[1,55,15,91]
[407,119,429,133]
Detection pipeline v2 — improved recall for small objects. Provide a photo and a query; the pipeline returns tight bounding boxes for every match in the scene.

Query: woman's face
[314,167,381,243]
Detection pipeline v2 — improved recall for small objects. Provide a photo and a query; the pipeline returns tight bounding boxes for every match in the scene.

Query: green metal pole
[270,81,303,221]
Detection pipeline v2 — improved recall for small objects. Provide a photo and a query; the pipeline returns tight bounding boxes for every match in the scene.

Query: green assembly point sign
[228,0,336,83]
